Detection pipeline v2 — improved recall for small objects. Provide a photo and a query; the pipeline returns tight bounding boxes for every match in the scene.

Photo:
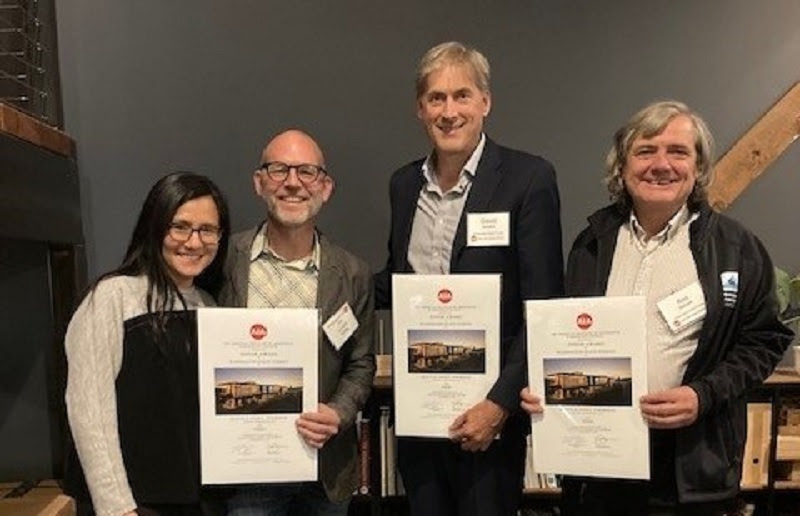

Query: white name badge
[466,212,510,247]
[322,302,359,351]
[656,282,707,333]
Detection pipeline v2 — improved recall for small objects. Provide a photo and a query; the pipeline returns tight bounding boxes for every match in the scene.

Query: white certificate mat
[392,274,500,438]
[525,296,649,480]
[197,307,318,484]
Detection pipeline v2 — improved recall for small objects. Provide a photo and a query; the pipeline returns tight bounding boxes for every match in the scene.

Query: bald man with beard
[220,130,376,515]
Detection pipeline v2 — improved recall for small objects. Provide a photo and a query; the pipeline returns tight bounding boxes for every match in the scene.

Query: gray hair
[604,100,715,209]
[415,41,490,99]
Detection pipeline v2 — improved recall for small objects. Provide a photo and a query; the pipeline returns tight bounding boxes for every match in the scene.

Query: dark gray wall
[0,239,56,480]
[56,0,800,278]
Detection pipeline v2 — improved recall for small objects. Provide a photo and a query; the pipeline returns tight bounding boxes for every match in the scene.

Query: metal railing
[0,0,61,127]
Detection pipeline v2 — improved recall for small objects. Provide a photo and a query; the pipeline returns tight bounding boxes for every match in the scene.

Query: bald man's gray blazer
[219,225,376,502]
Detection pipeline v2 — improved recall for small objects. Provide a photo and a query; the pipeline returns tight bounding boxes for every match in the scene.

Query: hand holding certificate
[525,296,649,480]
[448,398,508,451]
[639,385,699,429]
[296,403,341,449]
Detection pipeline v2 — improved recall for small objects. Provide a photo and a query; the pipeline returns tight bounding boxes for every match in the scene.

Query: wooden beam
[708,82,800,212]
[0,102,75,158]
[741,402,771,488]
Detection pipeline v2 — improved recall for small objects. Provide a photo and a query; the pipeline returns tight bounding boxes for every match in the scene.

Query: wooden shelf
[764,369,800,385]
[0,102,74,157]
[0,483,13,499]
[0,480,74,516]
[373,375,391,390]
[776,435,800,461]
[774,480,800,490]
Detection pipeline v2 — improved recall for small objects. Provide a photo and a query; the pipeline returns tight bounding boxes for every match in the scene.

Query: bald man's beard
[265,194,325,230]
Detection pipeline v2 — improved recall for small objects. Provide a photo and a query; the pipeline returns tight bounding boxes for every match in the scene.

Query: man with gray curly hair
[603,101,715,214]
[522,100,791,514]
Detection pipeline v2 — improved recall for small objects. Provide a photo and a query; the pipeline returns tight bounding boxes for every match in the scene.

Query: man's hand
[448,399,508,452]
[640,386,699,429]
[296,403,341,449]
[520,387,543,415]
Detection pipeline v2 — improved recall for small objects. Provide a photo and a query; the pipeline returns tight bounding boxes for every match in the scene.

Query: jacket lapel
[588,206,625,295]
[228,227,259,307]
[317,234,345,325]
[450,138,503,270]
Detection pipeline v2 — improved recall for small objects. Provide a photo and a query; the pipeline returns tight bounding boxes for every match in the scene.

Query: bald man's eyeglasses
[260,162,328,185]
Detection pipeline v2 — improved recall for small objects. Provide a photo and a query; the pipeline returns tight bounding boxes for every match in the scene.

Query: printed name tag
[656,282,706,333]
[322,302,359,350]
[466,212,510,247]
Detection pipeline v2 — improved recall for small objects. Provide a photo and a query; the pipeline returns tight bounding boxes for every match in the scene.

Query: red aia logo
[576,313,593,330]
[250,324,268,340]
[438,289,453,304]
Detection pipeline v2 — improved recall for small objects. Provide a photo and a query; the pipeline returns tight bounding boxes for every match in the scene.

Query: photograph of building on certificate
[543,357,632,406]
[214,367,303,415]
[407,329,486,373]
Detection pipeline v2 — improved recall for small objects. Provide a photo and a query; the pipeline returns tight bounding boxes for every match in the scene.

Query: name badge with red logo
[466,212,510,247]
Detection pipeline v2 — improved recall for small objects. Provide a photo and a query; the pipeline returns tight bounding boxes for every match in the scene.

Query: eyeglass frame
[259,161,329,185]
[167,222,223,244]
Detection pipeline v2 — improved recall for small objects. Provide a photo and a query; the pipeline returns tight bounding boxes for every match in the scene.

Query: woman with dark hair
[63,172,231,516]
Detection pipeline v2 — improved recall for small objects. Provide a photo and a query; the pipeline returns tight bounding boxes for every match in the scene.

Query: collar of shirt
[249,224,321,272]
[628,204,696,246]
[421,133,486,195]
